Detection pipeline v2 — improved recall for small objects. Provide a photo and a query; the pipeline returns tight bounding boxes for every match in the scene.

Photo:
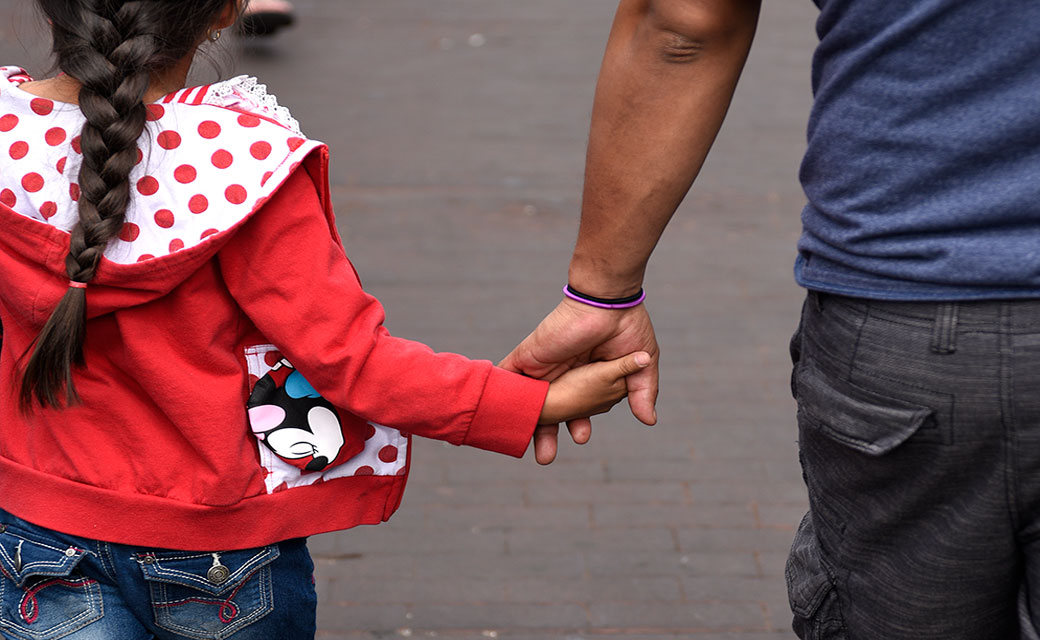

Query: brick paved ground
[0,1,819,637]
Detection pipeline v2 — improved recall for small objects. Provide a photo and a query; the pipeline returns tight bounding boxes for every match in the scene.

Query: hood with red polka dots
[0,66,325,319]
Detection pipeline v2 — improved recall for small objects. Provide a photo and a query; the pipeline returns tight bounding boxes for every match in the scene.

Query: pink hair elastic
[68,281,87,289]
[563,284,646,310]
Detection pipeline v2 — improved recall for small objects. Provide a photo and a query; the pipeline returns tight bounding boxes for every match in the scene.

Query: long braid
[65,2,154,284]
[22,0,232,410]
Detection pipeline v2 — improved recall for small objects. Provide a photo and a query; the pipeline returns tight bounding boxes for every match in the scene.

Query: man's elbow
[643,0,761,63]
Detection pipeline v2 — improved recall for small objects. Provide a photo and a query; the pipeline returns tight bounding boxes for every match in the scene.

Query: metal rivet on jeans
[142,554,156,564]
[207,553,230,585]
[65,548,77,557]
[0,524,6,533]
[207,564,230,585]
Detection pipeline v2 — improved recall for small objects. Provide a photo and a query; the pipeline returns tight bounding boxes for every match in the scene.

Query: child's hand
[538,352,651,426]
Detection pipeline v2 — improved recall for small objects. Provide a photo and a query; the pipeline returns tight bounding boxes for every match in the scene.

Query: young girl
[0,1,648,638]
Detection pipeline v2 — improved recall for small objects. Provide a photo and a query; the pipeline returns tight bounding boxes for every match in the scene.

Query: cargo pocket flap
[787,516,832,617]
[138,545,280,596]
[0,529,89,589]
[797,363,935,456]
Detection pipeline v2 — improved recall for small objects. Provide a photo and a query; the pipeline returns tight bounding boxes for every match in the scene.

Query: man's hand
[500,297,659,464]
[503,0,758,465]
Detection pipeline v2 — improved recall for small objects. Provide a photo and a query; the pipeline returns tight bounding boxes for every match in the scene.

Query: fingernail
[635,352,650,366]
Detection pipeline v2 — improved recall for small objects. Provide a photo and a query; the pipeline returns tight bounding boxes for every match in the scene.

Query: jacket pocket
[243,344,409,495]
[0,526,101,640]
[795,361,944,456]
[786,513,847,640]
[138,545,279,640]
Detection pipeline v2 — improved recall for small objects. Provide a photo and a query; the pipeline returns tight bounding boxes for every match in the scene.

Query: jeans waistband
[811,291,1040,332]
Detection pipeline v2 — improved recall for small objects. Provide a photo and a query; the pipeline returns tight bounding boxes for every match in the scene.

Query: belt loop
[810,290,824,313]
[930,302,959,354]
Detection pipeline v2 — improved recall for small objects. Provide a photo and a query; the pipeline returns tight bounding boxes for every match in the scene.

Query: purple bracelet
[563,285,646,310]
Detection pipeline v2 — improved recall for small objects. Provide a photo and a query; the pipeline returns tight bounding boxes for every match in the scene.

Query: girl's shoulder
[202,76,303,136]
[0,65,326,265]
[104,78,326,264]
[162,75,304,137]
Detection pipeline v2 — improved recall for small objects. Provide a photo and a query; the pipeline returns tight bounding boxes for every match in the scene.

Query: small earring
[208,29,222,42]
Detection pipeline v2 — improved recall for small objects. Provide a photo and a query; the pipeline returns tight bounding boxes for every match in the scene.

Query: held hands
[500,297,660,464]
[539,351,651,425]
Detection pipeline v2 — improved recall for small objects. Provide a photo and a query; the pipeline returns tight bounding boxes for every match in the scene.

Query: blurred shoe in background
[239,0,296,37]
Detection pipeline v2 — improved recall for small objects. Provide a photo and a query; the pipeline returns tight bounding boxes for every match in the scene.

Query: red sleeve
[218,167,547,457]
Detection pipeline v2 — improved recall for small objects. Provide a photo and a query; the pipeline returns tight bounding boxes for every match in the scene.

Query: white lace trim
[206,75,303,136]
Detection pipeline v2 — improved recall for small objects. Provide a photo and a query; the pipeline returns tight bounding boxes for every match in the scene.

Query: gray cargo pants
[787,292,1040,639]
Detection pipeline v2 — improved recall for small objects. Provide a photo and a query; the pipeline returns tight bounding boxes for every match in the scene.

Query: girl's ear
[215,0,241,29]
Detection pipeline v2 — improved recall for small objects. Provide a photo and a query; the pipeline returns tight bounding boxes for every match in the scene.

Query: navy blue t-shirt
[795,0,1040,300]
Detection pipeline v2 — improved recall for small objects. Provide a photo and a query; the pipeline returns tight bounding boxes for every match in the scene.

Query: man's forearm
[569,0,762,297]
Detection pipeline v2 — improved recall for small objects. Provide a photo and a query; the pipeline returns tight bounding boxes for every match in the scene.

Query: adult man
[502,0,1040,637]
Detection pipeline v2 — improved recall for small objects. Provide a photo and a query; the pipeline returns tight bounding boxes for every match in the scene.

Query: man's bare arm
[502,0,761,464]
[570,0,762,297]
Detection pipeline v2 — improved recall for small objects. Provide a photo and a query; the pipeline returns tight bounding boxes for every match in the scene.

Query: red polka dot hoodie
[0,66,548,551]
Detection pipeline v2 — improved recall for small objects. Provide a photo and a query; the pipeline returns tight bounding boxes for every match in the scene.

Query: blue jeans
[0,509,316,640]
[786,292,1040,639]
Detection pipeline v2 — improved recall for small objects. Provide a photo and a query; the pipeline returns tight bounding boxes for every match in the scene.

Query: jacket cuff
[464,366,549,458]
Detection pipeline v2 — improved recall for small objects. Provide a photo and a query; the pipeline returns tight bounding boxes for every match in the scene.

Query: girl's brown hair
[21,0,235,410]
